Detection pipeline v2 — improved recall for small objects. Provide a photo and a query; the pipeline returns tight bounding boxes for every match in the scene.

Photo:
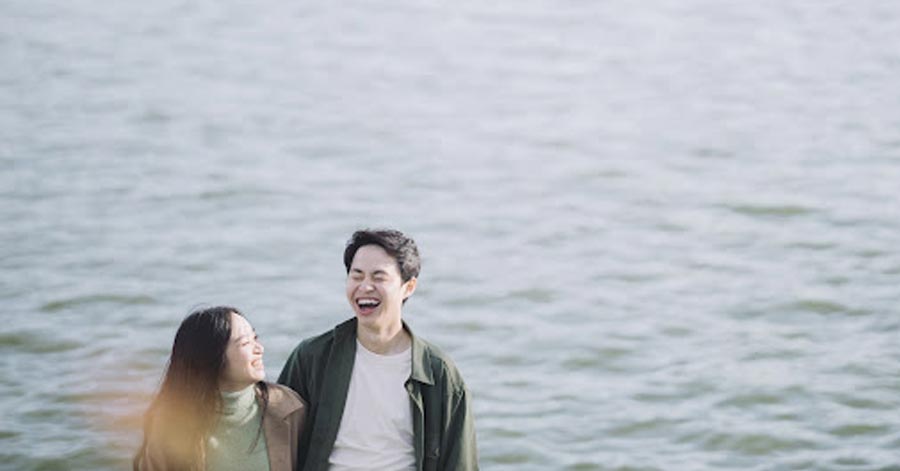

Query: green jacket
[277,318,479,471]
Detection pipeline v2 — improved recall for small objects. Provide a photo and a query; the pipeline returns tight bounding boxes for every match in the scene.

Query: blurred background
[2,0,900,469]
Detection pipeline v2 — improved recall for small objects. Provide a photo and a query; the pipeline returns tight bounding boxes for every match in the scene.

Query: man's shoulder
[416,334,452,364]
[413,332,468,390]
[294,328,334,354]
[289,318,356,359]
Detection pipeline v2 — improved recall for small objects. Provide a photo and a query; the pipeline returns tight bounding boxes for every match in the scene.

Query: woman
[134,306,306,471]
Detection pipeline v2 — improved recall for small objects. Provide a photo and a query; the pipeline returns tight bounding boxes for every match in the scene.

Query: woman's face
[219,312,265,391]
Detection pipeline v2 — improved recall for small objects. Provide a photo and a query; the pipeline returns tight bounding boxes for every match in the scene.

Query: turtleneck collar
[219,384,259,425]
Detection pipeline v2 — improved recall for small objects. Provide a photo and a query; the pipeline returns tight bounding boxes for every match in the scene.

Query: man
[278,229,478,471]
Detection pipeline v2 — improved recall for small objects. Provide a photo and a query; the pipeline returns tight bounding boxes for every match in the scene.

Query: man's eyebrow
[350,268,390,275]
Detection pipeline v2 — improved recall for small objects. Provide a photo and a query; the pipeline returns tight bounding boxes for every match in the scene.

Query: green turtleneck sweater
[206,385,270,471]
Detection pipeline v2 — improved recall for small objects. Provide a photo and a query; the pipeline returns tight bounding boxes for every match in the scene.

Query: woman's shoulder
[263,382,306,417]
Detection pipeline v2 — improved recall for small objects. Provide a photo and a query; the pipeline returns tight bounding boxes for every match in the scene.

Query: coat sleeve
[440,386,479,471]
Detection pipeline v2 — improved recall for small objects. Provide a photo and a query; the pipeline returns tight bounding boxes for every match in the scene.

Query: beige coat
[261,383,307,471]
[137,383,307,471]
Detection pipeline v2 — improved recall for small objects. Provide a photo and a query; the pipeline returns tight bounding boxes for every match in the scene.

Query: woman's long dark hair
[134,306,269,471]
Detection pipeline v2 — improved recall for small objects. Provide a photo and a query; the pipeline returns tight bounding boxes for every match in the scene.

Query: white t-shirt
[328,340,416,471]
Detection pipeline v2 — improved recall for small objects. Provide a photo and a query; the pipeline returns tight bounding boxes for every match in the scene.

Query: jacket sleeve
[440,386,479,471]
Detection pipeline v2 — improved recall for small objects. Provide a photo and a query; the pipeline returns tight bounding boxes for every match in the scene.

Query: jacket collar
[406,321,434,386]
[336,318,435,386]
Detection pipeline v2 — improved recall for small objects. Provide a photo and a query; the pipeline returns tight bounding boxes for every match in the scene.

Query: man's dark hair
[343,229,421,282]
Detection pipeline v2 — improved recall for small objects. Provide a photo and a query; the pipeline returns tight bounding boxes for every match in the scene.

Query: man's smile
[356,297,381,314]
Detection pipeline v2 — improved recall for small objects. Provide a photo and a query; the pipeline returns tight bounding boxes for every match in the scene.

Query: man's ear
[402,277,418,300]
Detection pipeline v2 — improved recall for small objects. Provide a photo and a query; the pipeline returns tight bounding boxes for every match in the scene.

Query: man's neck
[356,319,411,355]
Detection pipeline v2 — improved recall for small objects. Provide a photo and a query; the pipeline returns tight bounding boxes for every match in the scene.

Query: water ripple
[39,294,157,313]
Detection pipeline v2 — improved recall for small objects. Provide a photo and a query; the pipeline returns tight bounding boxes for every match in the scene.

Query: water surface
[2,1,900,469]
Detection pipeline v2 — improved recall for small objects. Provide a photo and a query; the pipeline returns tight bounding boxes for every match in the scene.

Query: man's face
[346,244,416,332]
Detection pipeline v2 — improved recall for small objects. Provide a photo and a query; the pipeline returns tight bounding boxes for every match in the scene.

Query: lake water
[2,1,900,469]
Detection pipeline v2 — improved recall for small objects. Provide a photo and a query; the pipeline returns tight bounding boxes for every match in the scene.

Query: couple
[134,229,478,471]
